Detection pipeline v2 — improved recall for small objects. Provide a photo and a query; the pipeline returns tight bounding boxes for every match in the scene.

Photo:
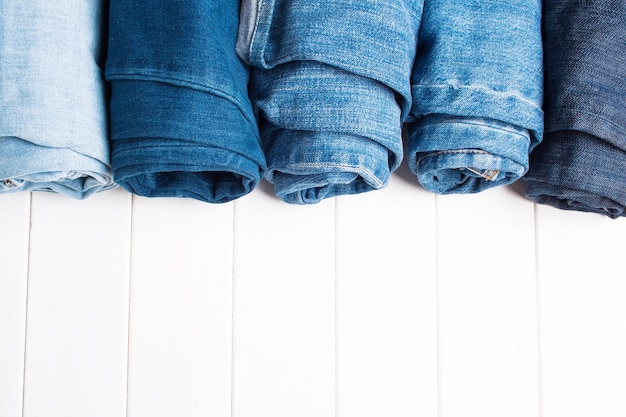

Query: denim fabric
[0,1,114,198]
[406,0,544,194]
[525,0,626,218]
[238,0,421,204]
[106,0,266,203]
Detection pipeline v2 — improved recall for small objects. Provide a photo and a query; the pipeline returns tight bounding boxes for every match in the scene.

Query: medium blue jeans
[238,0,421,204]
[106,0,266,203]
[525,0,626,218]
[406,0,544,194]
[0,1,114,198]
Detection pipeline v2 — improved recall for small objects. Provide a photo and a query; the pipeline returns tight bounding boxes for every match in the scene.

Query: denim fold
[238,0,421,204]
[0,1,114,198]
[106,0,265,203]
[407,0,544,194]
[525,0,626,218]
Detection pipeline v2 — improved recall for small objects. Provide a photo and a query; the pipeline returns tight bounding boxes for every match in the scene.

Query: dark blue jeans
[106,0,266,203]
[525,0,626,218]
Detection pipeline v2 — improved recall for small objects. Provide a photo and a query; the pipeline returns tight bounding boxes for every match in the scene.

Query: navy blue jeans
[525,0,626,218]
[106,0,266,203]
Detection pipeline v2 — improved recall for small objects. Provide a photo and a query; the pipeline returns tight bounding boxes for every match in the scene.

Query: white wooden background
[2,164,626,417]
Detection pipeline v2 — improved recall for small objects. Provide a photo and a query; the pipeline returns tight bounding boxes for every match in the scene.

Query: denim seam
[412,83,543,110]
[106,71,259,130]
[273,162,384,188]
[261,53,409,100]
[415,149,524,175]
[255,0,276,66]
[545,106,626,136]
[248,0,265,62]
[413,119,532,145]
[529,176,626,201]
[111,142,265,169]
[124,174,245,185]
[420,149,490,157]
[110,139,218,154]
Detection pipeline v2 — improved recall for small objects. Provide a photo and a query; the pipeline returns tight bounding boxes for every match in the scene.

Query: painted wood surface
[535,206,626,417]
[125,197,234,417]
[232,183,335,417]
[21,190,131,417]
[435,185,540,417]
[0,177,624,417]
[335,170,438,417]
[0,193,30,417]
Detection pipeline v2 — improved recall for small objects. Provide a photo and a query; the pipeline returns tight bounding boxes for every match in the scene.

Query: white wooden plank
[335,169,438,417]
[436,183,539,417]
[22,189,131,417]
[0,193,31,417]
[536,206,626,417]
[232,182,335,417]
[126,197,233,417]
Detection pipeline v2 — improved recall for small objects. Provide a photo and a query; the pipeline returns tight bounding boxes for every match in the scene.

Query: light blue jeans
[406,0,544,194]
[239,0,543,203]
[0,1,114,198]
[238,0,421,204]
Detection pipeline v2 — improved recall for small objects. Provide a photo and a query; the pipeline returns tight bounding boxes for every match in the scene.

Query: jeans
[0,1,114,199]
[525,0,626,218]
[406,0,544,194]
[106,0,266,203]
[238,0,421,204]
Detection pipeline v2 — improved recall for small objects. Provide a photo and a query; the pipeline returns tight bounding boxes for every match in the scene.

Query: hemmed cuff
[407,114,531,194]
[252,61,403,204]
[265,130,393,204]
[0,136,115,199]
[410,84,544,146]
[525,131,626,219]
[109,79,266,203]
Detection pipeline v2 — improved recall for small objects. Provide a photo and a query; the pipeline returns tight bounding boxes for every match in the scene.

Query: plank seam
[125,195,135,417]
[333,197,338,417]
[231,200,237,417]
[434,193,441,417]
[21,193,33,417]
[534,202,544,417]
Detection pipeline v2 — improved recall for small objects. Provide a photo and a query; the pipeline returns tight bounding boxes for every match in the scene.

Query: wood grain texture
[21,189,131,417]
[0,193,31,417]
[232,183,335,417]
[126,197,234,417]
[536,206,626,417]
[335,171,438,417]
[435,184,540,417]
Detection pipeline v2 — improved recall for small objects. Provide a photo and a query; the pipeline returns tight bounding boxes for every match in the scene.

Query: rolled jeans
[525,0,626,218]
[237,0,421,204]
[406,0,544,194]
[0,1,114,199]
[106,0,266,203]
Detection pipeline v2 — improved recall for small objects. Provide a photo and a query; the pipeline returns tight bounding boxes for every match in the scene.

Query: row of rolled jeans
[0,0,624,218]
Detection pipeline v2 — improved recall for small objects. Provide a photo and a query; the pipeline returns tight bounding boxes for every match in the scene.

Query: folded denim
[407,0,544,194]
[106,0,265,203]
[0,1,114,198]
[525,0,626,218]
[238,0,421,204]
[527,132,626,218]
